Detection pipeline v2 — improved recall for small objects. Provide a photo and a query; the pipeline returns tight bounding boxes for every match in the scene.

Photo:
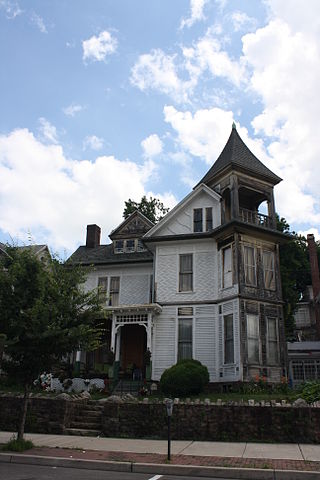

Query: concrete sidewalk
[1,431,320,479]
[1,431,320,461]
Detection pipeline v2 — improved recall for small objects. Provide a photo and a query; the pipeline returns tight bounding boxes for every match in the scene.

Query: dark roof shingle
[69,244,153,265]
[196,126,282,187]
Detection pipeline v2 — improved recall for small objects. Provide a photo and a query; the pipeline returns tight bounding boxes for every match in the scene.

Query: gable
[145,184,221,238]
[109,210,154,240]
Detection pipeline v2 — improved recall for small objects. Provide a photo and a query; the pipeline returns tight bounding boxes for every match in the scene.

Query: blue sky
[0,0,319,255]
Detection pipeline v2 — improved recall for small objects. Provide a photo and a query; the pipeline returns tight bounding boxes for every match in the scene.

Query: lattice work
[116,313,148,325]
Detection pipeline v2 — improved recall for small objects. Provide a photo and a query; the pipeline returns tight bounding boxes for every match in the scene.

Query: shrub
[160,359,209,397]
[2,438,34,452]
[299,381,320,403]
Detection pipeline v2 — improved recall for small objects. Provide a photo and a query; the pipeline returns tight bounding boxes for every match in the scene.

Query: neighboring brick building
[70,125,289,385]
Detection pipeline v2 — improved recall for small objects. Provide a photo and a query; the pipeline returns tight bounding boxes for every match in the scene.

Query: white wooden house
[70,125,288,384]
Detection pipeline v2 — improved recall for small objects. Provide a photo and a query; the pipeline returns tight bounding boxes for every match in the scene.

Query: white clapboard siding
[152,306,176,381]
[194,305,218,381]
[120,274,150,305]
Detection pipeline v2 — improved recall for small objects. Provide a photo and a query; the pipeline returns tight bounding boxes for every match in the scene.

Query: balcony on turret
[239,207,274,229]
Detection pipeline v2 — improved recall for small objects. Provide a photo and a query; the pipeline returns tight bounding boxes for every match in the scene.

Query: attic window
[125,239,135,253]
[114,240,124,254]
[193,207,213,232]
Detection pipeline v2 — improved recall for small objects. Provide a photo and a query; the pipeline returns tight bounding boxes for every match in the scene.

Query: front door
[121,324,146,375]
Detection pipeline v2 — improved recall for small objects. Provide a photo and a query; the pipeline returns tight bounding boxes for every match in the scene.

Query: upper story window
[114,238,146,254]
[98,277,108,303]
[114,240,124,254]
[222,246,233,289]
[179,254,193,292]
[193,207,213,233]
[244,245,256,286]
[109,276,120,306]
[263,250,275,290]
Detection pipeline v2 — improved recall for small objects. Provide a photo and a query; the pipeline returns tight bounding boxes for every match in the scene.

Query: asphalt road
[0,463,239,480]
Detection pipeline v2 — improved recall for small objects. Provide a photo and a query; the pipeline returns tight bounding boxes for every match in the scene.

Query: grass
[2,437,34,452]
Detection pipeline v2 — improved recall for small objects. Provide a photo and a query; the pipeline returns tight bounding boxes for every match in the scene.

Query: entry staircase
[64,400,103,437]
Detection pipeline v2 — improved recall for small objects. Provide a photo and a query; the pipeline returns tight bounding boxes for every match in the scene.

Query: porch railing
[239,208,274,229]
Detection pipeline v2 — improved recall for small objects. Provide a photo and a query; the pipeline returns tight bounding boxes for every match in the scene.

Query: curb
[1,453,320,479]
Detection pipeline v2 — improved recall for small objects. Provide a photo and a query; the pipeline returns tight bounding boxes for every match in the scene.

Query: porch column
[111,314,116,352]
[147,313,152,351]
[115,328,121,362]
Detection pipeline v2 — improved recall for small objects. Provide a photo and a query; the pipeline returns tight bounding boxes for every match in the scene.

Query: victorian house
[70,124,288,384]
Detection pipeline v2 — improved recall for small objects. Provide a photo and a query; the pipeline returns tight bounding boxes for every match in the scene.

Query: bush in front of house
[160,359,209,397]
[298,381,320,403]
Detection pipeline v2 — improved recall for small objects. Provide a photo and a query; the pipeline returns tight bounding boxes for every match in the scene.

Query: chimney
[307,234,320,300]
[86,224,101,248]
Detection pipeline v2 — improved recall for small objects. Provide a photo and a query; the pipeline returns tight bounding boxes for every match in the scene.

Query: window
[193,207,213,232]
[125,239,135,253]
[193,208,203,232]
[267,317,279,365]
[98,277,108,303]
[179,254,193,292]
[178,307,193,361]
[205,208,213,231]
[109,276,120,306]
[224,314,234,364]
[222,246,232,288]
[263,250,275,290]
[247,314,260,364]
[114,240,124,254]
[244,246,256,286]
[137,239,145,252]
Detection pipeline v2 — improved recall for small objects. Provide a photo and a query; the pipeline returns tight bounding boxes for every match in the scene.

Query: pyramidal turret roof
[195,124,282,187]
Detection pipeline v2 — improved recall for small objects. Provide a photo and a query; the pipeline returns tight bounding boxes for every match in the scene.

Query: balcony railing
[239,208,274,229]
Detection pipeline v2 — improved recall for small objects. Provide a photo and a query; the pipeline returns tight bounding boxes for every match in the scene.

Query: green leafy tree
[123,195,169,223]
[0,246,102,440]
[277,216,313,340]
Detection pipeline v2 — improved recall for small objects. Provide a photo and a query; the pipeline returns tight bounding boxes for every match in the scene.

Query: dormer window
[125,239,135,253]
[114,240,124,254]
[137,239,145,252]
[193,207,213,232]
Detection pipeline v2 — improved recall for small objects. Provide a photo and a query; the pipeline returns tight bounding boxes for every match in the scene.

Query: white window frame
[114,240,124,254]
[178,253,193,292]
[246,313,261,364]
[244,245,257,286]
[222,245,233,289]
[193,207,213,233]
[176,307,194,362]
[266,316,279,365]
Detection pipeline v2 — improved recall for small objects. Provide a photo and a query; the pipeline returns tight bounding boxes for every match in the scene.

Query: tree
[277,216,313,340]
[123,195,169,223]
[0,246,102,440]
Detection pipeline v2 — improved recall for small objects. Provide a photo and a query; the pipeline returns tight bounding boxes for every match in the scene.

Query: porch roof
[105,303,162,314]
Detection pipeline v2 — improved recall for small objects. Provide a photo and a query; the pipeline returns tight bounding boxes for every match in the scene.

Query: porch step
[112,380,143,396]
[64,428,100,437]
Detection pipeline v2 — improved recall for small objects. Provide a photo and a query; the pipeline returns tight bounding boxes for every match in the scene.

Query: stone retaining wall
[101,402,320,443]
[1,395,320,443]
[0,395,82,434]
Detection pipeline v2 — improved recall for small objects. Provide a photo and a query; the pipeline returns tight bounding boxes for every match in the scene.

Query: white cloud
[298,227,320,241]
[0,128,157,251]
[38,118,58,144]
[141,134,163,158]
[83,135,104,151]
[63,104,84,117]
[180,0,208,29]
[82,30,117,63]
[131,49,196,103]
[240,2,320,227]
[0,0,22,19]
[30,12,47,33]
[230,11,257,32]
